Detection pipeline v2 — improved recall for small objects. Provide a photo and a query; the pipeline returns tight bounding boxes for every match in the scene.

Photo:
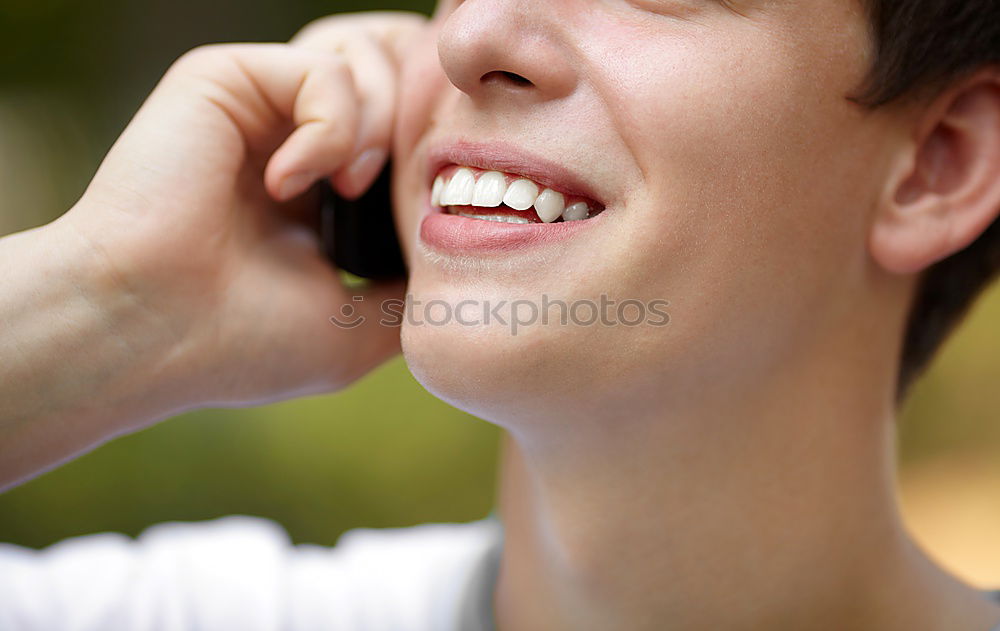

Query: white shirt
[0,515,503,631]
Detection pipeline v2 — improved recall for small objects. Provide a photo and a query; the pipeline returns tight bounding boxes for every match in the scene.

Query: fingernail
[344,148,388,197]
[278,172,316,201]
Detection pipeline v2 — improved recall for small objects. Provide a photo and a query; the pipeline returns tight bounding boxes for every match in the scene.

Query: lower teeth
[457,212,532,224]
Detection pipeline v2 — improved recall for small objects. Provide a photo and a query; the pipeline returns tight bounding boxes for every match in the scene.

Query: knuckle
[372,11,430,38]
[174,44,222,68]
[296,47,352,84]
[317,52,352,80]
[324,121,356,155]
[170,44,240,77]
[293,15,344,42]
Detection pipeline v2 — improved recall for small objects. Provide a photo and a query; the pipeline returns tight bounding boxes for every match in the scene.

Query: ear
[871,69,1000,275]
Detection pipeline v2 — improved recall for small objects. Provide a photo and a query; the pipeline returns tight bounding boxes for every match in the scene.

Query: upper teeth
[472,171,506,207]
[432,167,591,223]
[440,168,475,205]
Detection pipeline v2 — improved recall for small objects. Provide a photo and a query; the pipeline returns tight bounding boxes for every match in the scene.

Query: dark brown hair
[853,0,1000,397]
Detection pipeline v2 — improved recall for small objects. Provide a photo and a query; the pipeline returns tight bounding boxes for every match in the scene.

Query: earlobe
[870,71,1000,276]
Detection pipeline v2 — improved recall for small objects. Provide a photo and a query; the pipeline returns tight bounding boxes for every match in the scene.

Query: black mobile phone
[319,163,407,280]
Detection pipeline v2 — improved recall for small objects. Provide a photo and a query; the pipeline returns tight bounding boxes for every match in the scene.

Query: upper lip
[425,140,607,208]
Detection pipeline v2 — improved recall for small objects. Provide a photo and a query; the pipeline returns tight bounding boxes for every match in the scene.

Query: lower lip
[419,204,605,255]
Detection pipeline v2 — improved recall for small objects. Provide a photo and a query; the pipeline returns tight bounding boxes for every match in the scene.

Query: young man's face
[391,0,899,423]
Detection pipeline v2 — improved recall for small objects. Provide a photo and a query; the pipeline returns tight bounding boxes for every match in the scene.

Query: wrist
[33,212,202,430]
[0,213,203,488]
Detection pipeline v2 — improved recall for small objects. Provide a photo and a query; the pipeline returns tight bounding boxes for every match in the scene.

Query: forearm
[0,215,189,490]
[0,23,414,489]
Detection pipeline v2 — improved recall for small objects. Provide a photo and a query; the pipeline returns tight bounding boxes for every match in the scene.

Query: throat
[492,422,925,631]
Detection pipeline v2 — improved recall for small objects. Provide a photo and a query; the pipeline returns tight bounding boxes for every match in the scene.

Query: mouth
[417,141,610,255]
[430,165,606,224]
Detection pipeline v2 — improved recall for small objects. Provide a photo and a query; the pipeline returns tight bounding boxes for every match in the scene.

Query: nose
[437,0,579,104]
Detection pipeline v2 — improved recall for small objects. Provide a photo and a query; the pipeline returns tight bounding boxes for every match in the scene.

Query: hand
[55,12,428,413]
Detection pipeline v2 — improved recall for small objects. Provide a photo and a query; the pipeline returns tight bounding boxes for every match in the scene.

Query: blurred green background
[1,0,998,585]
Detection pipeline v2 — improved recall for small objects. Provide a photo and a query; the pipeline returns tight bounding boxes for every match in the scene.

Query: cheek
[584,15,893,372]
[395,3,892,419]
[394,28,449,159]
[586,6,878,224]
[652,27,875,243]
[391,24,451,263]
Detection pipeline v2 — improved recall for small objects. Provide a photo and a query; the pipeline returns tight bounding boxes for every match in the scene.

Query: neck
[490,359,999,630]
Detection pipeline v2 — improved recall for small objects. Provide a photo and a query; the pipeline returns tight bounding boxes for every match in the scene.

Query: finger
[294,33,396,201]
[168,45,363,201]
[249,50,362,202]
[331,34,395,200]
[292,11,428,68]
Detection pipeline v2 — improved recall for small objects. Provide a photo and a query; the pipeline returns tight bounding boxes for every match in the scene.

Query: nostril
[481,70,534,87]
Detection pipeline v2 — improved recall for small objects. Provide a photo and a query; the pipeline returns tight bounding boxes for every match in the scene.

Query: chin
[400,314,579,427]
[398,266,668,427]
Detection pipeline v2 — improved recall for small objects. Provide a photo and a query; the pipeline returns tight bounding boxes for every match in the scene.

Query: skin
[391,0,1000,629]
[1,0,1000,629]
[397,0,891,425]
[0,14,422,486]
